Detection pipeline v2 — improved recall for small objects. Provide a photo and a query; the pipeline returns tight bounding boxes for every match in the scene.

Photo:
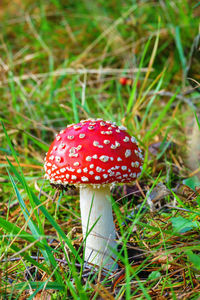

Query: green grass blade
[30,191,81,263]
[0,217,45,248]
[127,38,151,113]
[71,80,80,123]
[143,91,178,142]
[194,111,200,130]
[175,26,187,75]
[2,237,50,274]
[24,131,49,151]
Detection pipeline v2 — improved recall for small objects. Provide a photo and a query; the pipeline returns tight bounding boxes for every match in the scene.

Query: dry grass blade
[0,67,151,86]
[90,282,115,300]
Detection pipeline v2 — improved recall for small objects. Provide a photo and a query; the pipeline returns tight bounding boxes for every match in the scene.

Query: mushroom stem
[80,185,118,272]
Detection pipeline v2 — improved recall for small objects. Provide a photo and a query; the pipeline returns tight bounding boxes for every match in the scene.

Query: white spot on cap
[59,130,64,134]
[95,176,101,180]
[131,136,137,143]
[67,135,74,140]
[49,155,54,161]
[53,146,57,150]
[60,168,66,173]
[79,134,85,138]
[47,162,52,167]
[135,161,140,167]
[86,156,92,161]
[89,171,94,175]
[96,167,102,172]
[103,140,110,144]
[74,162,79,166]
[90,164,94,169]
[67,123,74,128]
[101,131,112,135]
[93,154,98,159]
[125,149,131,158]
[77,169,82,173]
[121,166,127,171]
[56,135,61,141]
[71,175,77,180]
[67,167,75,172]
[83,168,88,173]
[93,141,103,148]
[99,155,109,162]
[119,125,127,131]
[69,147,79,157]
[131,162,135,167]
[115,141,120,147]
[100,122,106,126]
[81,176,89,182]
[66,174,70,179]
[55,156,61,163]
[69,147,76,154]
[117,157,122,162]
[103,174,108,179]
[130,172,136,178]
[139,153,144,160]
[123,136,129,142]
[47,169,51,175]
[59,143,66,149]
[135,150,139,156]
[74,125,82,130]
[69,153,78,158]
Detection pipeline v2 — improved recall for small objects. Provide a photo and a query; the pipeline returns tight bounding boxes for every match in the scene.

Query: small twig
[147,90,196,109]
[2,255,96,274]
[0,67,151,86]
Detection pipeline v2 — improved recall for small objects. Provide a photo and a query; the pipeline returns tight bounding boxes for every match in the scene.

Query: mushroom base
[80,186,118,273]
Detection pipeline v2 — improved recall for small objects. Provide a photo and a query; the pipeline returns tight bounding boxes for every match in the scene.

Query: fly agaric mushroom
[44,119,143,272]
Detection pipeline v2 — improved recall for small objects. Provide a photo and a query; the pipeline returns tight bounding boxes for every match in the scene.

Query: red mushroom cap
[119,77,133,86]
[44,119,143,187]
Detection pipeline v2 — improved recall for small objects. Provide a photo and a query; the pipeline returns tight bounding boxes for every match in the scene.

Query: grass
[0,0,200,299]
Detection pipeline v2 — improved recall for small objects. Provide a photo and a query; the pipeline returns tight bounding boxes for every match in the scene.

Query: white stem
[80,186,118,272]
